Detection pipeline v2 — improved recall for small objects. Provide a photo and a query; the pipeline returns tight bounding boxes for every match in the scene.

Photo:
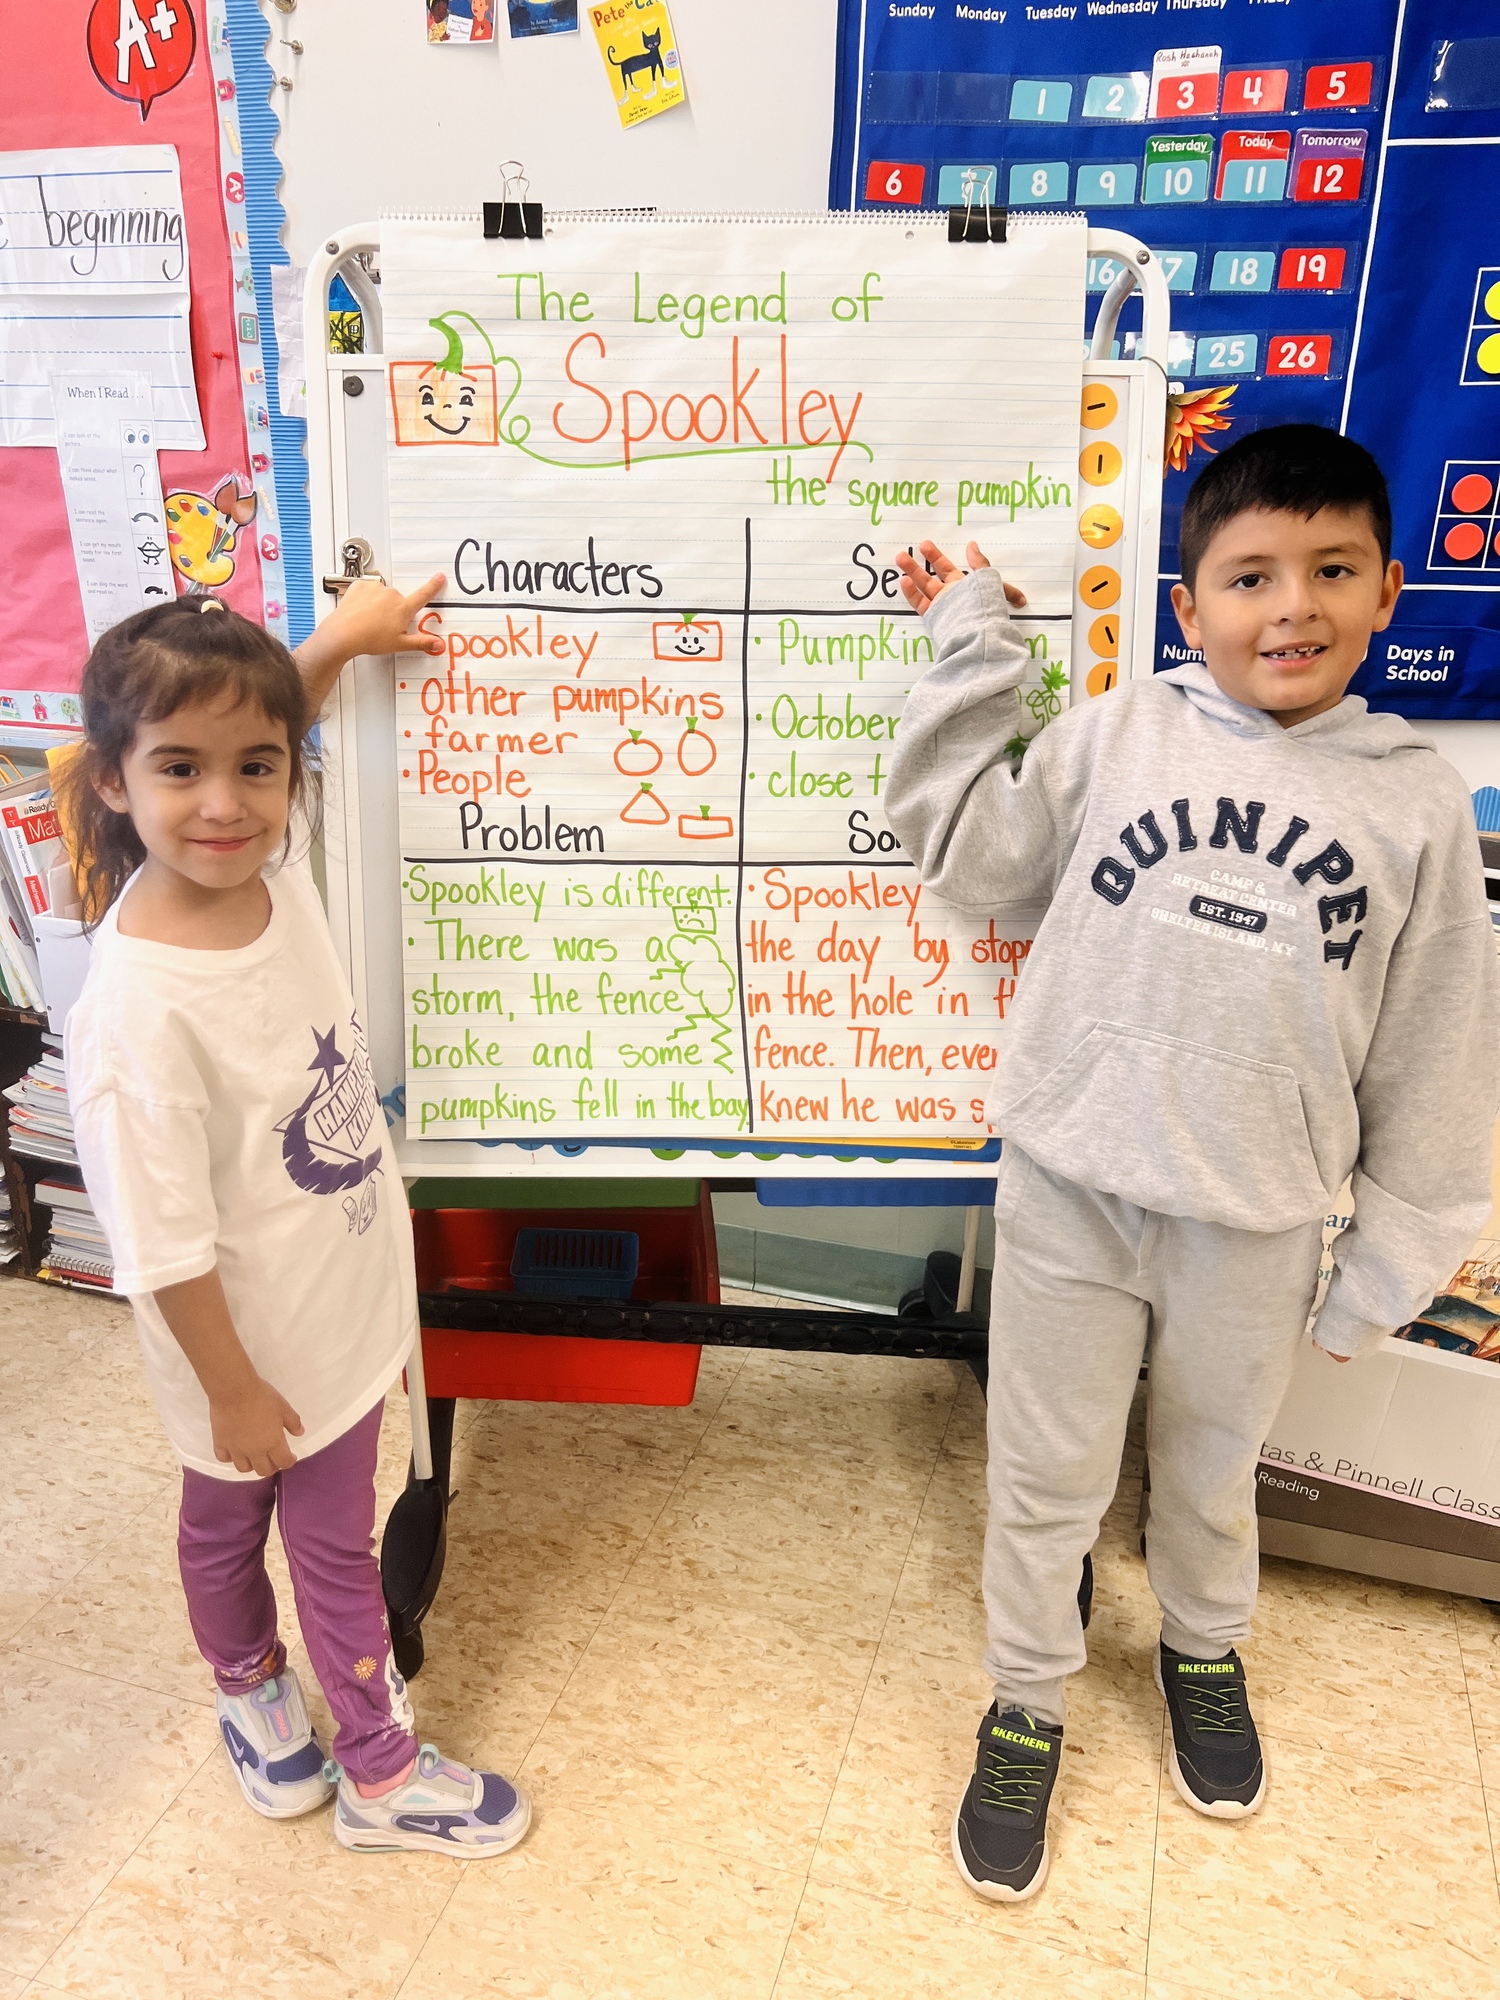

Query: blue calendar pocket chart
[1008,160,1069,206]
[830,0,1500,717]
[1075,162,1138,207]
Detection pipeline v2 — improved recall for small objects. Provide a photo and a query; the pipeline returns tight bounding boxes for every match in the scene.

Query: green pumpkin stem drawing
[620,779,671,825]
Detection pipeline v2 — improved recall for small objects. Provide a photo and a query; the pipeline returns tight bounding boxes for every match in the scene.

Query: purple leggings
[177,1398,418,1785]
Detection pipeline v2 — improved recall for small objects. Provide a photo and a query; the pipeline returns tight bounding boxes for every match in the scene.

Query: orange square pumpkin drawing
[389,311,502,446]
[390,359,499,446]
[652,615,723,662]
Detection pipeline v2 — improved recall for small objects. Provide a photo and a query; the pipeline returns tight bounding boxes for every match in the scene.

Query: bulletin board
[830,0,1500,719]
[0,0,308,731]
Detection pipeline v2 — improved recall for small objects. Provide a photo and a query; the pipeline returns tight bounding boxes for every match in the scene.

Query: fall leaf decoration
[1165,384,1236,476]
[621,782,671,825]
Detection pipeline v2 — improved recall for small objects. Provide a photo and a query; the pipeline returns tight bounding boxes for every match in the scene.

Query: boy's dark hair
[57,595,320,927]
[1179,424,1392,589]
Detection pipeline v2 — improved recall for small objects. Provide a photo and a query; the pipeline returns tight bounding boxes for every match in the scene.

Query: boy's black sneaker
[951,1705,1062,1901]
[1155,1641,1266,1819]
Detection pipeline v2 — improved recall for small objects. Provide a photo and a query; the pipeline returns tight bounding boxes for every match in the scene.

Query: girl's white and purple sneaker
[216,1669,335,1819]
[331,1743,531,1856]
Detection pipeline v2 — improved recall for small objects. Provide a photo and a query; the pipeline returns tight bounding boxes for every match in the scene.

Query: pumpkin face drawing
[653,616,723,662]
[390,360,499,446]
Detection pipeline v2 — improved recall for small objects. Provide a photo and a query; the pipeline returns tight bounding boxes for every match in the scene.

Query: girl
[61,584,531,1858]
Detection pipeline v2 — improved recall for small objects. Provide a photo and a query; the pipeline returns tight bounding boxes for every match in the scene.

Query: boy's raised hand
[895,540,1028,617]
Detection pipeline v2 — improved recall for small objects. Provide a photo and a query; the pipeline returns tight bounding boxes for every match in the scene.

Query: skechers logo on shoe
[1177,1663,1237,1675]
[988,1725,1053,1753]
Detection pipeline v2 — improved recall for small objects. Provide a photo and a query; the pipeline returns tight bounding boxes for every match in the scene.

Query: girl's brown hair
[58,596,320,926]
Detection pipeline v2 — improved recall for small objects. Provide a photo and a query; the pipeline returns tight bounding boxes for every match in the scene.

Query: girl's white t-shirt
[65,858,416,1479]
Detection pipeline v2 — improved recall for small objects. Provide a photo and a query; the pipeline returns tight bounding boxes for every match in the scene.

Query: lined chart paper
[383,212,1085,1142]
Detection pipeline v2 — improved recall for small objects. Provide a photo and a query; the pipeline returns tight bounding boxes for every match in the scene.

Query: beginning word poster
[831,0,1500,718]
[383,213,1085,1143]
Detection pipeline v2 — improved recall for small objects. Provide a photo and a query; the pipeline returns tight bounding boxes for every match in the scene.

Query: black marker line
[401,854,917,870]
[735,517,755,1132]
[424,598,1071,621]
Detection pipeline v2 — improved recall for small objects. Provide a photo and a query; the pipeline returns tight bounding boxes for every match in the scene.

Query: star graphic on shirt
[308,1024,345,1088]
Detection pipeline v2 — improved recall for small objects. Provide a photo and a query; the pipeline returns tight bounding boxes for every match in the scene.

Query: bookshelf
[0,1010,48,1276]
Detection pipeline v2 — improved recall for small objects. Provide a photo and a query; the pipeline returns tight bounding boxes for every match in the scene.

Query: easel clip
[484,159,544,241]
[322,536,384,598]
[952,202,1012,243]
[948,203,1007,244]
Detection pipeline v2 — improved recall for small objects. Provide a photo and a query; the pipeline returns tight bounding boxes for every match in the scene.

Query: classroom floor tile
[40,1753,461,2000]
[5,1270,1500,1998]
[397,1804,806,2000]
[1,1646,221,1981]
[1145,1736,1500,1999]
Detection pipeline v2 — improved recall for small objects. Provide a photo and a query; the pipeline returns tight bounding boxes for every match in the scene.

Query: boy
[885,426,1500,1902]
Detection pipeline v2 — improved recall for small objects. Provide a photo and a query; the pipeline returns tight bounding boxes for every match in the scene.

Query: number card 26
[1266,334,1334,377]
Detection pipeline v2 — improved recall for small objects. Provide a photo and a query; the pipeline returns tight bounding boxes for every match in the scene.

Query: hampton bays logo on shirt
[276,1013,385,1233]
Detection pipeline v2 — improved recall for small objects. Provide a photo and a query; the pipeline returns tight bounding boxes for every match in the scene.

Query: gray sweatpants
[984,1144,1325,1725]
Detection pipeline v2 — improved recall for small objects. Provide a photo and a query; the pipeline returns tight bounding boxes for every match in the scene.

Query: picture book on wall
[427,0,496,44]
[508,0,577,38]
[589,0,684,128]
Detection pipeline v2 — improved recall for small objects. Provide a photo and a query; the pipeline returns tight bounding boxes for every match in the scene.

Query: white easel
[302,216,1170,1199]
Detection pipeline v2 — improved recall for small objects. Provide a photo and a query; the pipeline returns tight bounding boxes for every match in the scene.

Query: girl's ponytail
[59,596,321,927]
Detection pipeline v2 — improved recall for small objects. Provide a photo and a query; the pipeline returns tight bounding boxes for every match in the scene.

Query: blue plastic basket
[509,1227,640,1300]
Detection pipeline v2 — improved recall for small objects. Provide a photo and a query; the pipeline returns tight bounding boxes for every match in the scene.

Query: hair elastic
[198,597,227,614]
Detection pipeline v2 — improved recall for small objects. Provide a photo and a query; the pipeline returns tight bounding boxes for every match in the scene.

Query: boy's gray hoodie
[886,569,1500,1358]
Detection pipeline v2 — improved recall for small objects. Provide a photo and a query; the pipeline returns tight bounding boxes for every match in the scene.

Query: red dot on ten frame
[1451,473,1494,513]
[1444,522,1486,561]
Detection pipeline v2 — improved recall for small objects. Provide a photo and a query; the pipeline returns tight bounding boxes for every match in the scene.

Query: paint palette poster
[508,0,578,39]
[427,1,496,44]
[589,0,684,129]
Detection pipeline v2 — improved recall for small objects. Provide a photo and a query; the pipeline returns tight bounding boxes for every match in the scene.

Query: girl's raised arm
[293,573,447,727]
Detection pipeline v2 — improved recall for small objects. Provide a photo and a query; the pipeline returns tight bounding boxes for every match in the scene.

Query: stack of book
[2,1036,77,1166]
[0,1174,18,1265]
[36,1174,115,1291]
[0,770,70,1014]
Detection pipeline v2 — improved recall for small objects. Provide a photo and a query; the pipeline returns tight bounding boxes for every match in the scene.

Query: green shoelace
[1179,1680,1247,1736]
[978,1723,1049,1816]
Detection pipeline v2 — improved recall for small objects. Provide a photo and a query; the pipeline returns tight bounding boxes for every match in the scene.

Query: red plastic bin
[410,1185,718,1407]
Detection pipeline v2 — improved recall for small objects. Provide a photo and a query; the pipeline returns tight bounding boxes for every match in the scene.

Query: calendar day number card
[381,213,1085,1141]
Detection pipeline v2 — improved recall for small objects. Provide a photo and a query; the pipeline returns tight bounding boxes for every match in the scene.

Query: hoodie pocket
[998,1021,1327,1233]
